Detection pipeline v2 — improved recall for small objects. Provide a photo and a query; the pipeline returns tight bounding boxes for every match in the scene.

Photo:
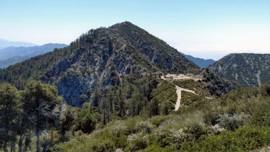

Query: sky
[0,0,270,59]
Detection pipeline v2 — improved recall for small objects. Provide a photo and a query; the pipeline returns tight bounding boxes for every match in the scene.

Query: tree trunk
[23,134,32,152]
[36,129,41,152]
[10,142,16,152]
[3,142,8,152]
[50,130,54,143]
[18,135,24,152]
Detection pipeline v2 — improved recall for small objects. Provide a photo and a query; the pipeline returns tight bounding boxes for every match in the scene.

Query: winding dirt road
[174,86,198,111]
[160,73,201,111]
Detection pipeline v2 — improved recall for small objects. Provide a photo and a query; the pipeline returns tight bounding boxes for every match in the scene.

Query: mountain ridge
[0,43,67,68]
[0,38,36,49]
[0,21,199,106]
[185,54,215,68]
[208,53,270,87]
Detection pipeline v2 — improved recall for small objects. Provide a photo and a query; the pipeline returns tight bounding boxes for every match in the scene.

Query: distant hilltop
[208,53,270,87]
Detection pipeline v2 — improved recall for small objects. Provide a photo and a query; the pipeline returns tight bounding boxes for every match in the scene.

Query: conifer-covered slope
[208,53,270,87]
[0,21,199,106]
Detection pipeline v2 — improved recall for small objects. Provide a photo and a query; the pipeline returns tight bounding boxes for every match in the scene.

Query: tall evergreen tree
[0,83,19,152]
[59,107,75,141]
[75,103,98,133]
[21,81,61,152]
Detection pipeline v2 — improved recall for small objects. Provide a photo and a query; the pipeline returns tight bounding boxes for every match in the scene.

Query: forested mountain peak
[0,21,199,106]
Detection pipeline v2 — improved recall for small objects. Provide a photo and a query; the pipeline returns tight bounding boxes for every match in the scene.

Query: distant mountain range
[208,53,270,87]
[0,43,67,68]
[185,55,215,68]
[0,38,36,49]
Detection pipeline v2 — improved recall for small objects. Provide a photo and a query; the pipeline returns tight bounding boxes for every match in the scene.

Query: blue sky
[0,0,269,59]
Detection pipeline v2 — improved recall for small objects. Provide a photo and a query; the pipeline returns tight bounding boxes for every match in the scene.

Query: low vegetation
[1,76,270,152]
[53,85,270,152]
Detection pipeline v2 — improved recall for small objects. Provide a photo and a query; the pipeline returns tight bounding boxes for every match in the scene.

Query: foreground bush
[181,126,270,152]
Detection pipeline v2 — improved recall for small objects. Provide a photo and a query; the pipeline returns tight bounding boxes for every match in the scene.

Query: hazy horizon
[1,0,269,59]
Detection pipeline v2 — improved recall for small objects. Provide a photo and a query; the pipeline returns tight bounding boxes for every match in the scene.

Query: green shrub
[155,130,175,147]
[260,85,270,96]
[125,117,142,134]
[203,110,220,125]
[218,113,249,131]
[111,131,127,148]
[150,116,168,127]
[92,139,115,152]
[131,139,148,151]
[154,129,188,149]
[184,123,207,140]
[126,134,148,152]
[252,102,270,126]
[181,126,270,152]
[75,103,98,133]
[144,144,172,152]
[134,121,154,134]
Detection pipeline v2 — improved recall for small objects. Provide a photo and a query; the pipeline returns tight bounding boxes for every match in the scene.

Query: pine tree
[75,103,98,133]
[21,81,61,152]
[59,107,75,141]
[0,83,19,152]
